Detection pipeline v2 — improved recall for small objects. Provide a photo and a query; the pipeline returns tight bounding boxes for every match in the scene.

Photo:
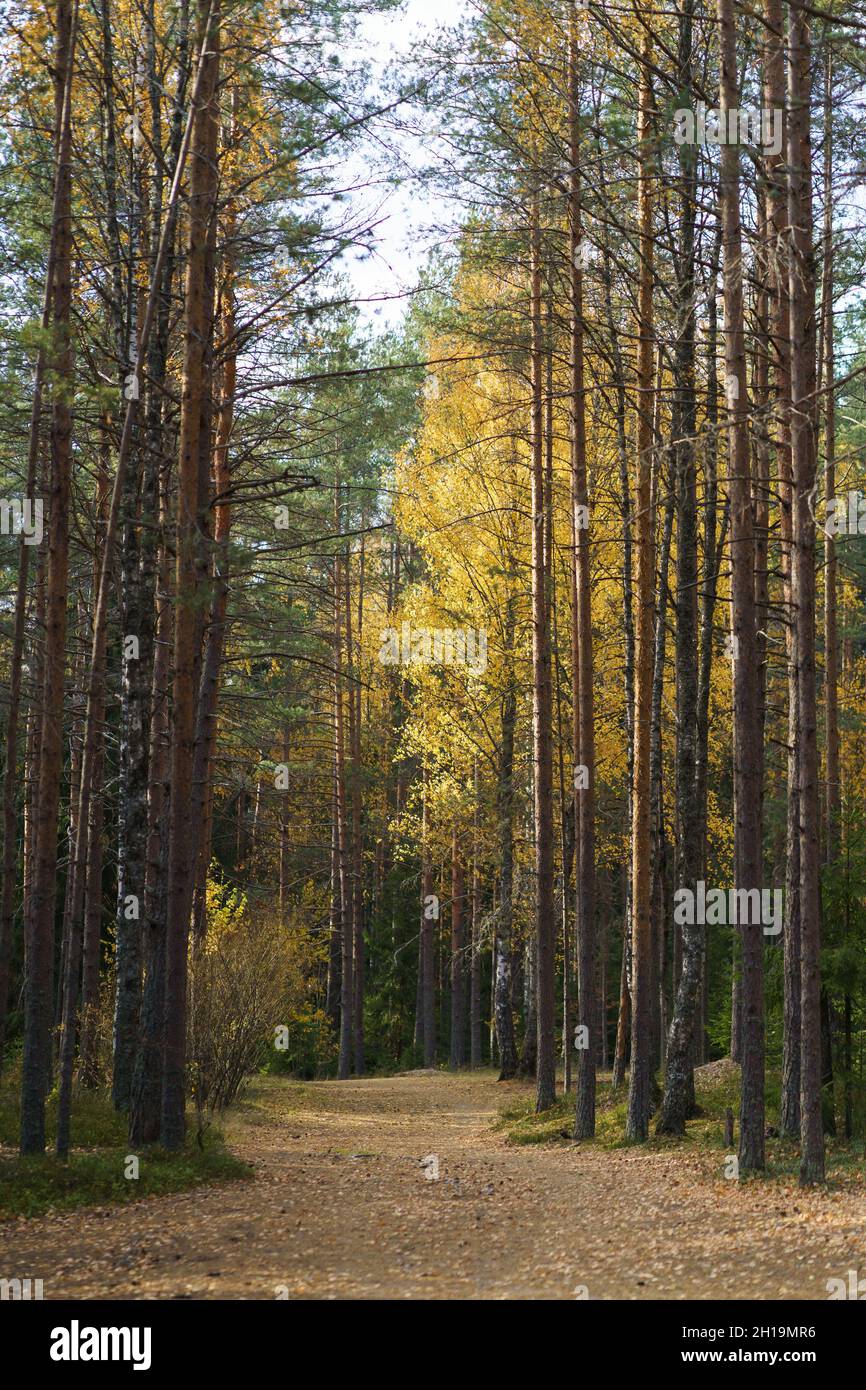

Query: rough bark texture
[788,0,824,1186]
[334,542,353,1081]
[759,0,799,1143]
[720,0,765,1172]
[658,0,701,1137]
[450,830,465,1069]
[495,641,518,1080]
[129,466,172,1145]
[420,769,435,1068]
[530,195,556,1114]
[20,0,76,1155]
[160,0,221,1149]
[470,784,482,1068]
[626,34,656,1142]
[0,63,64,1072]
[568,15,596,1139]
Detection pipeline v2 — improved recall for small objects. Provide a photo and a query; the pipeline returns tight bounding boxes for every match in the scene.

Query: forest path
[3,1070,864,1299]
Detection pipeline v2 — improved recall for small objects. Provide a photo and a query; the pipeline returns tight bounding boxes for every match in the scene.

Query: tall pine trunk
[626,32,656,1141]
[568,12,596,1138]
[788,0,824,1186]
[719,0,764,1172]
[658,0,701,1136]
[20,0,77,1155]
[450,829,465,1069]
[530,193,556,1113]
[160,0,221,1149]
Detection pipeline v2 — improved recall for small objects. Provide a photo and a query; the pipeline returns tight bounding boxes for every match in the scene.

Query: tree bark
[450,828,465,1069]
[720,0,765,1172]
[658,0,702,1136]
[495,615,518,1079]
[788,0,824,1185]
[420,768,435,1067]
[759,0,799,1142]
[530,192,556,1113]
[160,0,221,1149]
[334,537,353,1080]
[21,0,77,1155]
[568,13,596,1137]
[626,32,656,1142]
[470,769,482,1067]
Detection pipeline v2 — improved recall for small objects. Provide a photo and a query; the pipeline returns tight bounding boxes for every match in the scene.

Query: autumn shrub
[187,879,318,1113]
[264,1003,338,1079]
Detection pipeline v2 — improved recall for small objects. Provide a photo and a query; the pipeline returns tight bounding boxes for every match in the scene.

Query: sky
[339,0,468,330]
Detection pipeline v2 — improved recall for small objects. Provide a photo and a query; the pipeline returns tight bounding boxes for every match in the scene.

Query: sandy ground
[2,1069,865,1300]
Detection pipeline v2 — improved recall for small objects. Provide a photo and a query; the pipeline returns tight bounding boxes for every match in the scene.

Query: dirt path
[3,1071,864,1299]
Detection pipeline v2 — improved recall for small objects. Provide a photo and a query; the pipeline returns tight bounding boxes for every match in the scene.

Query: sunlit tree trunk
[191,96,237,942]
[530,191,556,1113]
[450,828,465,1068]
[495,624,518,1080]
[788,0,824,1186]
[470,765,482,1067]
[626,32,656,1142]
[658,0,702,1136]
[334,538,353,1080]
[21,0,77,1155]
[568,11,595,1137]
[420,767,435,1067]
[161,0,221,1149]
[720,0,764,1172]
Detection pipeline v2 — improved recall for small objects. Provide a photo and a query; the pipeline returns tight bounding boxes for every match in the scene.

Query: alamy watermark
[379,622,487,675]
[827,1269,866,1299]
[0,497,43,545]
[50,1322,152,1371]
[673,880,782,935]
[673,101,782,157]
[825,491,866,536]
[1,1275,44,1300]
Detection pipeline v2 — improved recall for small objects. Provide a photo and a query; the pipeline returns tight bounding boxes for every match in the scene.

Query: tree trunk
[495,625,518,1079]
[190,114,236,942]
[344,543,365,1075]
[128,2,191,1144]
[420,768,435,1067]
[568,15,596,1137]
[21,0,77,1156]
[758,0,799,1142]
[822,48,839,863]
[529,193,556,1113]
[160,0,221,1149]
[129,461,172,1144]
[720,0,765,1172]
[470,774,482,1067]
[788,0,824,1185]
[450,829,465,1069]
[658,0,702,1136]
[334,538,353,1080]
[626,32,656,1142]
[79,455,110,1087]
[0,47,67,1071]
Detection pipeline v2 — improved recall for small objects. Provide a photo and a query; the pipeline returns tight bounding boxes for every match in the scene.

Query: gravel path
[3,1070,864,1299]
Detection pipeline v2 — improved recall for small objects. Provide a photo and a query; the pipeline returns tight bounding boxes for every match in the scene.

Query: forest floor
[3,1068,866,1299]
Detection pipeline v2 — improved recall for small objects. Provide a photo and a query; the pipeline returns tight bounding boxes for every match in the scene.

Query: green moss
[495,1064,866,1187]
[0,1071,251,1220]
[0,1140,251,1220]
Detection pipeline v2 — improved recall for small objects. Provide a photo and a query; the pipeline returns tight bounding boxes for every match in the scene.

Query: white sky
[340,0,468,330]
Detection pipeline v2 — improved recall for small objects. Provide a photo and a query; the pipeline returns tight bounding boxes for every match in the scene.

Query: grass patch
[494,1093,576,1145]
[495,1076,633,1147]
[0,1076,128,1150]
[495,1061,866,1187]
[0,1139,251,1220]
[0,1070,252,1220]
